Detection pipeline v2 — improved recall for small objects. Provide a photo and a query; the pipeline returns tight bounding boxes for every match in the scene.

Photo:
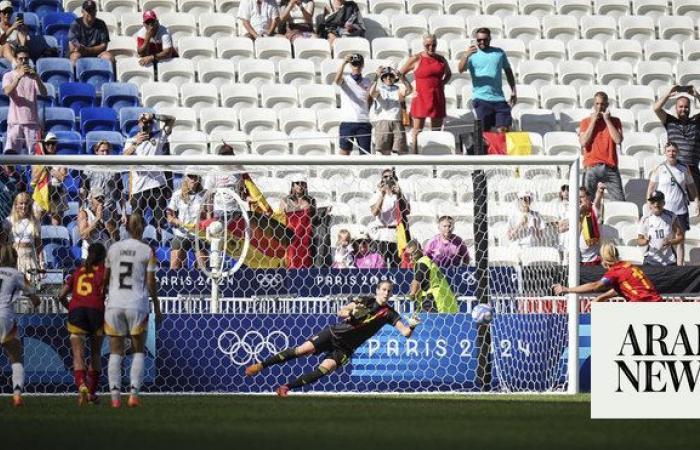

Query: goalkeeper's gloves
[408,316,420,329]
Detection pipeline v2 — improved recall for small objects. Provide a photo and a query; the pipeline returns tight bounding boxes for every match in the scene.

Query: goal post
[2,153,581,394]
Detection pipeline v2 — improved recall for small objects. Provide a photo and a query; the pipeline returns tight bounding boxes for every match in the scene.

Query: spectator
[458,27,516,133]
[7,192,43,275]
[167,173,207,270]
[237,0,280,40]
[654,86,700,193]
[579,91,625,201]
[31,133,67,226]
[136,10,175,67]
[332,228,353,268]
[280,177,315,268]
[369,66,412,155]
[638,190,684,266]
[401,34,451,153]
[0,1,27,64]
[318,0,365,45]
[278,0,316,41]
[124,113,175,237]
[406,240,458,313]
[335,54,372,155]
[424,216,470,267]
[0,156,24,222]
[369,168,410,267]
[578,184,605,265]
[556,184,570,257]
[507,191,545,247]
[647,141,697,266]
[204,144,244,224]
[353,230,386,269]
[2,47,46,155]
[68,0,113,65]
[77,186,114,260]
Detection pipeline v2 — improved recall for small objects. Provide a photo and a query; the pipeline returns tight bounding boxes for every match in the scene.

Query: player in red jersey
[553,243,662,302]
[58,243,108,405]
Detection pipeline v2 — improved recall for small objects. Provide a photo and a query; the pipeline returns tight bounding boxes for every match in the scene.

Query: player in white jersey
[638,191,684,266]
[0,244,40,407]
[104,214,161,408]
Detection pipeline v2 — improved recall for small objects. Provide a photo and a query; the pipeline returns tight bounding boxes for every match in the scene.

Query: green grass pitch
[2,394,698,450]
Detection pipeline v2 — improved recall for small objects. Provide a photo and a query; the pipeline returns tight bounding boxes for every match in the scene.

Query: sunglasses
[1,9,12,14]
[424,42,437,48]
[476,38,490,43]
[45,141,58,146]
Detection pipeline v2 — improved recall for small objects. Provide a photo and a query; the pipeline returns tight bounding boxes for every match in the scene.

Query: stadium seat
[594,0,630,17]
[621,131,659,158]
[539,85,578,114]
[443,0,480,18]
[636,61,674,90]
[556,0,593,17]
[178,0,215,16]
[220,83,258,112]
[509,83,538,109]
[417,131,456,154]
[255,37,293,63]
[607,108,635,134]
[80,107,118,134]
[278,108,317,134]
[42,12,75,40]
[568,39,605,66]
[101,82,140,112]
[141,81,179,108]
[369,0,406,16]
[617,154,641,179]
[529,39,566,67]
[75,57,115,92]
[197,59,237,88]
[449,38,471,61]
[168,130,208,155]
[316,108,343,134]
[59,83,97,115]
[178,36,216,61]
[157,107,197,131]
[37,57,73,90]
[517,60,554,89]
[239,107,278,134]
[371,37,409,65]
[407,0,443,16]
[199,13,236,39]
[596,61,633,89]
[250,130,289,155]
[209,130,248,154]
[409,37,448,58]
[428,15,466,40]
[466,15,503,38]
[293,38,332,71]
[43,107,75,132]
[85,130,124,154]
[120,12,144,36]
[519,0,555,18]
[579,84,617,108]
[363,13,391,40]
[181,82,219,112]
[618,15,655,45]
[504,15,541,45]
[332,37,371,59]
[618,85,655,114]
[216,36,255,62]
[96,11,119,35]
[290,131,333,156]
[237,58,276,89]
[102,0,138,14]
[542,15,578,43]
[676,62,700,87]
[543,131,580,155]
[157,58,196,88]
[41,224,70,245]
[277,58,315,87]
[119,107,156,135]
[484,0,518,18]
[683,40,700,62]
[644,40,682,66]
[632,0,668,21]
[658,16,695,45]
[261,84,298,109]
[298,84,336,110]
[557,60,595,88]
[489,38,527,68]
[214,0,239,13]
[116,58,155,88]
[488,246,520,266]
[199,107,238,134]
[53,130,83,155]
[606,40,643,66]
[520,246,560,266]
[516,109,556,135]
[557,108,589,132]
[642,154,665,178]
[107,36,138,59]
[636,109,664,138]
[604,201,640,227]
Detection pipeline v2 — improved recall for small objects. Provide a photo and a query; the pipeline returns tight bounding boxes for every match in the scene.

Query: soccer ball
[207,220,224,238]
[471,304,494,325]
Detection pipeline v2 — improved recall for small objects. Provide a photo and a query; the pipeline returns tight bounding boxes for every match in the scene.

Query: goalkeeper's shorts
[309,327,352,366]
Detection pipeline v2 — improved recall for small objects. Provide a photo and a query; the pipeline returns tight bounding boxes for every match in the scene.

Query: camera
[349,54,364,67]
[677,85,693,94]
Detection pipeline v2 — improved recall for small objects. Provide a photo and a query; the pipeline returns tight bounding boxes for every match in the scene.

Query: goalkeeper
[245,280,419,397]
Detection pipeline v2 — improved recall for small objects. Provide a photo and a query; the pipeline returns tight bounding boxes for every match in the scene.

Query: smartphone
[677,86,693,94]
[16,12,23,22]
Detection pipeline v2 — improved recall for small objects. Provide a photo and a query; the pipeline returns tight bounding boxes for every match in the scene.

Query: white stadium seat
[658,16,695,45]
[240,108,278,134]
[159,13,197,42]
[529,39,566,67]
[444,0,480,18]
[621,131,659,158]
[557,108,589,132]
[290,131,333,155]
[606,39,643,66]
[116,58,154,87]
[511,83,539,109]
[617,85,656,114]
[417,131,456,154]
[637,109,665,138]
[557,60,595,88]
[261,84,298,109]
[632,0,667,21]
[237,59,276,88]
[197,59,237,88]
[158,107,197,131]
[407,0,444,17]
[108,36,138,59]
[579,84,618,108]
[216,37,255,62]
[677,62,700,86]
[484,0,518,18]
[580,15,617,43]
[604,201,640,226]
[180,82,219,112]
[254,37,293,63]
[673,0,700,22]
[466,15,503,38]
[644,40,682,66]
[210,130,248,154]
[293,38,332,70]
[215,0,240,14]
[568,39,605,66]
[157,58,196,87]
[199,13,237,38]
[169,130,208,155]
[199,107,239,134]
[544,131,580,156]
[489,39,527,68]
[617,154,641,179]
[594,0,630,18]
[120,12,144,36]
[596,61,633,89]
[557,0,593,18]
[220,83,258,111]
[517,60,555,89]
[516,109,556,135]
[298,84,337,110]
[369,0,406,15]
[140,0,176,15]
[520,0,555,18]
[636,61,674,90]
[250,130,289,155]
[504,15,541,45]
[177,0,215,16]
[141,81,179,108]
[391,14,429,40]
[97,11,118,35]
[102,0,137,14]
[278,108,318,134]
[539,85,578,113]
[177,36,216,61]
[618,15,655,45]
[542,15,578,43]
[333,37,371,59]
[371,37,410,65]
[278,59,316,87]
[616,246,644,265]
[429,15,466,40]
[317,109,343,134]
[364,14,391,40]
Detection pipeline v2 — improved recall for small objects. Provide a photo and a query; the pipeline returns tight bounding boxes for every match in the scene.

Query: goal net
[1,152,581,395]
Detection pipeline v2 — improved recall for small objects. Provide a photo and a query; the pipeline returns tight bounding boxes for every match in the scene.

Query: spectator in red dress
[136,10,175,66]
[279,177,315,268]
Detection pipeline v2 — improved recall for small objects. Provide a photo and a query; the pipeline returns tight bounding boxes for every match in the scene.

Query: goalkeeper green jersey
[415,256,458,313]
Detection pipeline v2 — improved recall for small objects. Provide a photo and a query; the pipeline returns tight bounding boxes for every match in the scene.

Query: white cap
[43,132,58,142]
[0,1,12,11]
[354,229,371,241]
[517,190,533,199]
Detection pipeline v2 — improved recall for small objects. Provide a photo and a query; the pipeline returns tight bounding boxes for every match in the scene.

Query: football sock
[287,367,329,390]
[11,363,24,395]
[108,354,123,401]
[87,369,100,395]
[261,348,298,368]
[130,353,145,395]
[74,369,87,389]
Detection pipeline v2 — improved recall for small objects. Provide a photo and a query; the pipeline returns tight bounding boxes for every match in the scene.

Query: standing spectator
[203,146,244,224]
[647,142,697,265]
[507,191,545,247]
[424,216,470,267]
[68,1,113,65]
[77,186,113,260]
[400,34,451,153]
[353,230,386,269]
[369,168,410,267]
[7,192,43,275]
[579,91,625,201]
[458,27,516,133]
[335,54,372,155]
[638,191,684,266]
[654,85,700,193]
[556,184,570,257]
[278,0,316,41]
[31,133,67,226]
[124,113,175,237]
[578,184,605,265]
[166,174,207,269]
[369,66,412,155]
[237,0,280,40]
[279,178,315,268]
[0,1,27,64]
[136,10,175,67]
[318,0,365,45]
[2,47,46,155]
[332,228,353,268]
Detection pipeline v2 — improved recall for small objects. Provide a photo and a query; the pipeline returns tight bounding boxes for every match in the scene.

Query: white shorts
[0,315,18,344]
[104,308,148,337]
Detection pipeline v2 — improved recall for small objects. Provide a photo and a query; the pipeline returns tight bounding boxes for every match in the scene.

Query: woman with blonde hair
[553,243,662,302]
[8,192,43,275]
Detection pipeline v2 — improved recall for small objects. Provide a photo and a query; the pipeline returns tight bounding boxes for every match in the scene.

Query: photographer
[124,113,175,238]
[2,46,46,155]
[334,53,371,155]
[369,169,411,267]
[0,1,28,64]
[369,66,412,155]
[78,186,114,260]
[136,10,175,67]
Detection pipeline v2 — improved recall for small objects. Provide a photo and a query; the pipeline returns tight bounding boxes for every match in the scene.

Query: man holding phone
[0,1,28,64]
[654,85,700,194]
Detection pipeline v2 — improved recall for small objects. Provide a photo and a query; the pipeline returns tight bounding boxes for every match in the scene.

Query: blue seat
[70,245,82,261]
[43,106,75,131]
[23,0,63,19]
[42,12,76,41]
[59,82,96,114]
[43,34,59,52]
[63,168,80,198]
[0,58,11,72]
[38,82,56,108]
[75,57,114,92]
[12,12,41,34]
[119,107,155,136]
[85,130,124,154]
[53,130,82,154]
[36,57,73,90]
[101,82,140,113]
[80,107,117,133]
[0,106,7,132]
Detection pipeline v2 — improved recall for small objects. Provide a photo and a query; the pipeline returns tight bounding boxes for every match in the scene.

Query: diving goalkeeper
[245,280,419,396]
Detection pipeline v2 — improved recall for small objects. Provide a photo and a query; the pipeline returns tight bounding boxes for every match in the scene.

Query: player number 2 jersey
[0,267,26,317]
[106,239,155,311]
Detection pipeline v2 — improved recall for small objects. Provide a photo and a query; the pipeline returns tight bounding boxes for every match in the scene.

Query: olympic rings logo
[217,330,290,366]
[255,273,284,288]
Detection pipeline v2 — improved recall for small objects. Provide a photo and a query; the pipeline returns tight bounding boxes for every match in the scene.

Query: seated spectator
[80,140,125,240]
[638,190,684,266]
[507,191,544,247]
[332,228,353,268]
[136,10,175,67]
[369,168,410,267]
[556,184,569,257]
[68,0,113,65]
[424,216,470,267]
[31,133,67,226]
[279,0,316,41]
[579,184,605,265]
[7,192,44,275]
[280,177,315,268]
[167,173,207,270]
[237,0,280,40]
[318,0,365,45]
[353,230,386,269]
[0,1,27,64]
[369,66,412,155]
[78,186,114,260]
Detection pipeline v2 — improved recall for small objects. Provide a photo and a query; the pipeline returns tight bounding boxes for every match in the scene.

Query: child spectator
[332,228,354,268]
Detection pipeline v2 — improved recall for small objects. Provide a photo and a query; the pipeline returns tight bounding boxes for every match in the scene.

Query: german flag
[484,132,532,155]
[581,208,600,247]
[32,166,50,212]
[395,198,411,261]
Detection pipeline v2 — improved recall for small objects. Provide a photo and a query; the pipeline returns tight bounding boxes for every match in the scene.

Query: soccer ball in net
[471,304,494,325]
[206,220,224,239]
